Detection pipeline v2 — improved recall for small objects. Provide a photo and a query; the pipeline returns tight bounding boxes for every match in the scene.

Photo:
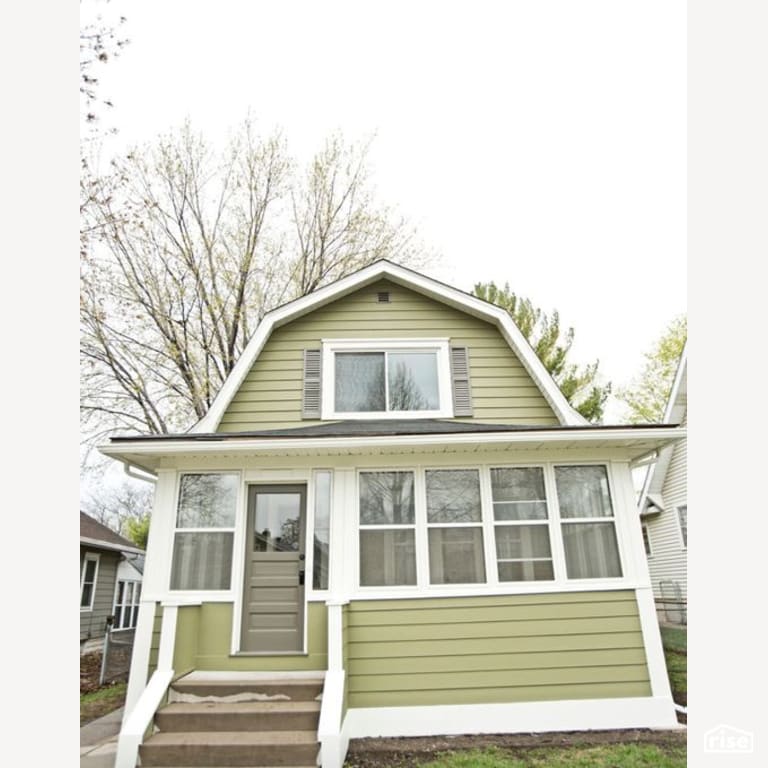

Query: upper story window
[321,339,454,419]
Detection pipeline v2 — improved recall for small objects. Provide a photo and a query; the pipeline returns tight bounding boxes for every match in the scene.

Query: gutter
[123,461,158,483]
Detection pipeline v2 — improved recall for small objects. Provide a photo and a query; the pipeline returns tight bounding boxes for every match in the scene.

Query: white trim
[321,338,452,419]
[80,552,100,611]
[79,536,144,556]
[341,697,680,741]
[189,261,586,432]
[100,427,687,471]
[635,586,675,699]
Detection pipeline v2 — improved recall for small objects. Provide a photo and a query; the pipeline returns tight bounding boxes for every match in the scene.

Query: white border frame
[321,338,452,420]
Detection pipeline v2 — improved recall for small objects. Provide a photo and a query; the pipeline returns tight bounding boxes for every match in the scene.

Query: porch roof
[99,421,686,475]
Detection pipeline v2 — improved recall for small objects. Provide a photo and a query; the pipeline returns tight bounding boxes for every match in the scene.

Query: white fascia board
[191,261,584,433]
[100,427,686,471]
[80,536,145,556]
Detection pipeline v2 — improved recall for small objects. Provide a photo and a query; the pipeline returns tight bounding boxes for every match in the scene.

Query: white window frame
[552,464,624,581]
[353,462,628,598]
[168,471,240,593]
[80,552,100,611]
[642,523,653,557]
[321,338,453,420]
[677,504,687,548]
[488,465,556,584]
[112,579,141,630]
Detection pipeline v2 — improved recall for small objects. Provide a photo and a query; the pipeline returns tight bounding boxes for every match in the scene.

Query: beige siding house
[101,261,685,768]
[638,346,687,623]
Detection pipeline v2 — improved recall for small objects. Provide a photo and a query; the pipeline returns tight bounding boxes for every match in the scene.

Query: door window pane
[254,493,301,552]
[360,530,416,586]
[335,352,385,412]
[388,352,439,411]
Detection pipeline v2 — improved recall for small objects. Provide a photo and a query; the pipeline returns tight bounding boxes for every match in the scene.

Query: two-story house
[100,261,685,768]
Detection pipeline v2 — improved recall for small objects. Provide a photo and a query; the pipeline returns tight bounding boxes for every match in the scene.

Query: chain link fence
[99,625,136,685]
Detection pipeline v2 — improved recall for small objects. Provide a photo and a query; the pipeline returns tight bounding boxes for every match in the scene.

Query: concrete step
[156,700,321,732]
[139,730,319,767]
[170,675,324,703]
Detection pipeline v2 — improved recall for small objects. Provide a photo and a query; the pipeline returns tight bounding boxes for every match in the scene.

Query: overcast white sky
[81,0,686,419]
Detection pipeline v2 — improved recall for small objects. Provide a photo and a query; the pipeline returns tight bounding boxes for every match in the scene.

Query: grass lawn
[414,744,687,768]
[660,625,687,708]
[80,681,127,725]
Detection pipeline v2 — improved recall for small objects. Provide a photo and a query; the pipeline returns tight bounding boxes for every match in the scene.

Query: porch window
[313,471,332,590]
[170,473,238,590]
[490,467,554,581]
[426,469,485,584]
[80,553,99,610]
[555,465,622,579]
[359,471,416,586]
[113,580,141,629]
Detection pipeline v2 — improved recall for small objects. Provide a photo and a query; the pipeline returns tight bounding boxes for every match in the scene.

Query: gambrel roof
[192,260,587,433]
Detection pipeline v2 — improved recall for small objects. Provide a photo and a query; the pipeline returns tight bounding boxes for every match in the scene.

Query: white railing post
[318,599,349,768]
[114,603,178,768]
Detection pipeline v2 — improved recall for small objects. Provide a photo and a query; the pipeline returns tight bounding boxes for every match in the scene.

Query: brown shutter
[450,346,473,416]
[302,349,322,419]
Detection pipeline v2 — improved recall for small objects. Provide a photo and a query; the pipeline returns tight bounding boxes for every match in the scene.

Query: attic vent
[376,291,391,303]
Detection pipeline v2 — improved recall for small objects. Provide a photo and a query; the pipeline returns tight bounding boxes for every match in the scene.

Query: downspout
[629,450,658,470]
[123,462,157,483]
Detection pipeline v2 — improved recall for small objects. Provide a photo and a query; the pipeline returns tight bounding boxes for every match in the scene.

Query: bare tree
[81,480,154,541]
[81,120,433,440]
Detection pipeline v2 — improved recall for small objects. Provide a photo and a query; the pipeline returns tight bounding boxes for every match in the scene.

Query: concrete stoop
[139,673,324,768]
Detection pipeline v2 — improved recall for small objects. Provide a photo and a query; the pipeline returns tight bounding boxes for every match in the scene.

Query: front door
[241,485,307,652]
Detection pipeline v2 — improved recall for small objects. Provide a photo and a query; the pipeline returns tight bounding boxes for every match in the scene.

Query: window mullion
[413,467,428,588]
[480,467,499,587]
[544,464,567,583]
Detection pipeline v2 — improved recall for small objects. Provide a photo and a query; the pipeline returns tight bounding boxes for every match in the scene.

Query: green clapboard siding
[345,590,651,708]
[218,279,559,431]
[171,602,328,672]
[148,604,163,678]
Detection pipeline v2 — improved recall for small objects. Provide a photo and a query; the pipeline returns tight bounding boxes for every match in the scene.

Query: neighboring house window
[677,505,687,547]
[554,465,622,579]
[170,473,239,590]
[80,553,100,610]
[359,471,417,586]
[313,471,332,591]
[322,339,452,419]
[491,467,554,581]
[113,580,141,630]
[642,524,652,556]
[357,464,624,589]
[426,469,486,584]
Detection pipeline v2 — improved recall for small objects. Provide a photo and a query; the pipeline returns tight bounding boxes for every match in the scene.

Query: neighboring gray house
[638,344,687,623]
[80,511,145,652]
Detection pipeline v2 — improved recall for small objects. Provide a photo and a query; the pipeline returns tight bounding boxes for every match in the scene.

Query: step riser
[155,710,320,732]
[170,684,323,702]
[139,743,318,767]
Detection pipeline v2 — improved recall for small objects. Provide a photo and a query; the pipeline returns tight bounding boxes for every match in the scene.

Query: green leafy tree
[473,282,611,422]
[618,315,687,423]
[125,514,151,550]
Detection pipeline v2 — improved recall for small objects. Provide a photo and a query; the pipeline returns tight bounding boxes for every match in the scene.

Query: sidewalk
[80,707,123,768]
